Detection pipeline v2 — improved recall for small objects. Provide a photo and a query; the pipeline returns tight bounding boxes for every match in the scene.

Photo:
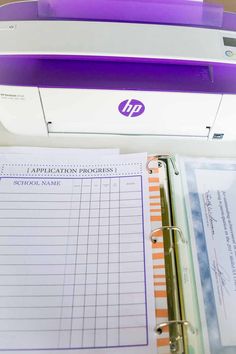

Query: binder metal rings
[146,155,179,175]
[150,226,186,245]
[155,320,196,335]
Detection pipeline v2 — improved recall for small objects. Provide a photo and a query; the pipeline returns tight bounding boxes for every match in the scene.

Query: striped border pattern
[148,166,170,353]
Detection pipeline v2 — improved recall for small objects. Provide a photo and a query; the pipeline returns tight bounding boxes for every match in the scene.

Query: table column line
[81,179,92,348]
[106,178,111,347]
[69,180,83,347]
[57,180,76,347]
[94,179,102,347]
[118,177,121,346]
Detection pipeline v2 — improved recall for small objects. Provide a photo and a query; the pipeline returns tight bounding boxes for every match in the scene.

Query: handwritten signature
[211,261,230,296]
[204,192,218,235]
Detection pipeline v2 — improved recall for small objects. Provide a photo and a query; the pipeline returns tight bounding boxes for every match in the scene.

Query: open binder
[0,149,235,354]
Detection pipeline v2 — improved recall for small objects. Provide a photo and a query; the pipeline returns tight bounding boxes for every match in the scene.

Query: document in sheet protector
[0,153,156,354]
[181,157,236,354]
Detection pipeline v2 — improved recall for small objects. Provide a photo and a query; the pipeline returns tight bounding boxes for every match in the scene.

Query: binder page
[0,153,156,354]
[0,147,119,156]
[0,146,120,157]
[180,157,236,354]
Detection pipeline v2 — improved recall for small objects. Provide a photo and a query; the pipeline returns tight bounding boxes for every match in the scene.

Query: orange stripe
[150,202,161,206]
[151,229,163,237]
[151,215,162,222]
[152,242,164,249]
[153,264,165,269]
[149,195,160,199]
[157,338,170,347]
[156,309,168,318]
[154,281,166,286]
[149,185,160,192]
[154,290,167,297]
[151,168,159,174]
[153,274,166,278]
[148,177,159,183]
[152,253,164,260]
[150,208,161,213]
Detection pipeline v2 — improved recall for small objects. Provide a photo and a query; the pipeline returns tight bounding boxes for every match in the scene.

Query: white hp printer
[0,2,236,354]
[0,0,236,156]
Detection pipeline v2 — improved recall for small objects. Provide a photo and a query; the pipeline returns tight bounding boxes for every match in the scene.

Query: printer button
[225,50,234,57]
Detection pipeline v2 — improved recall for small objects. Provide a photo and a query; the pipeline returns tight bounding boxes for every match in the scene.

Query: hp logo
[118,99,145,118]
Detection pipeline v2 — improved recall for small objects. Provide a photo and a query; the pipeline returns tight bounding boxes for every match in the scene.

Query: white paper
[0,153,155,354]
[0,146,119,156]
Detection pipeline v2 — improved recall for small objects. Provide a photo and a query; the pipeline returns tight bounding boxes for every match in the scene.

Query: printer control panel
[223,36,236,60]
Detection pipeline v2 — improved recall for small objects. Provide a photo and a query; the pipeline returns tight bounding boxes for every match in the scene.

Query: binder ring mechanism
[155,320,197,336]
[155,320,197,352]
[150,226,187,249]
[146,155,179,175]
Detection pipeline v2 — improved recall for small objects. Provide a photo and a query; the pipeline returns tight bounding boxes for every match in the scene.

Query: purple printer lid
[0,1,236,94]
[0,0,230,30]
[37,0,224,28]
[0,1,39,21]
[0,0,236,30]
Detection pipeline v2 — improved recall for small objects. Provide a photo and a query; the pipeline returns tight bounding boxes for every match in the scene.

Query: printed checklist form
[0,153,156,354]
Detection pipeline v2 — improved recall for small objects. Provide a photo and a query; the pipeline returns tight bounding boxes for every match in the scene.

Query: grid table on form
[0,170,150,352]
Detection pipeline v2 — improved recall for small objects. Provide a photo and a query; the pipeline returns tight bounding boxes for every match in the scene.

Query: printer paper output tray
[0,85,228,139]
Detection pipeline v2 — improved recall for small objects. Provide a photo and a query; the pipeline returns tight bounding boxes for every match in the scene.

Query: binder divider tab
[148,155,193,353]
